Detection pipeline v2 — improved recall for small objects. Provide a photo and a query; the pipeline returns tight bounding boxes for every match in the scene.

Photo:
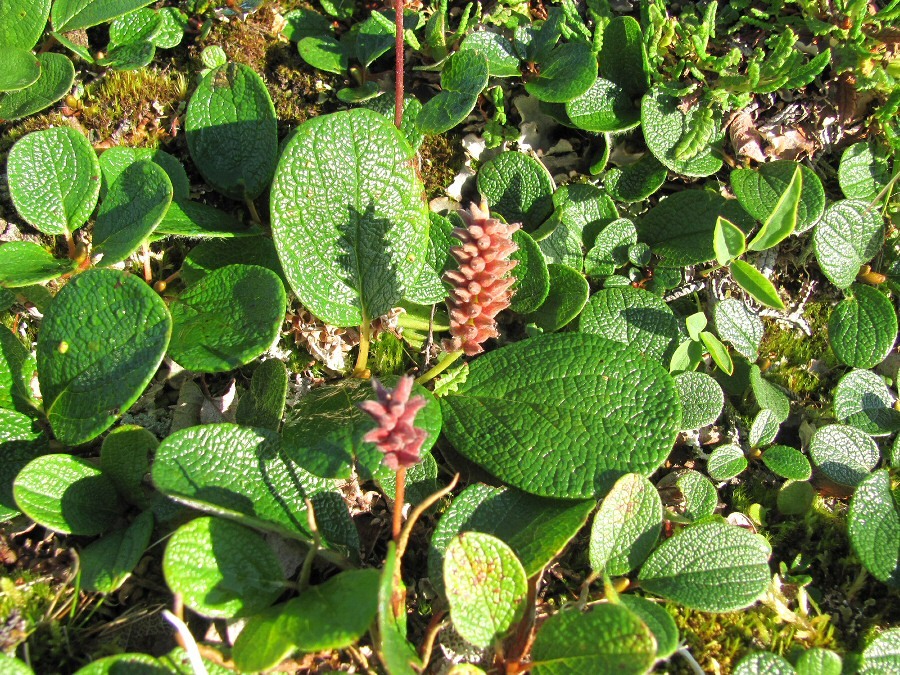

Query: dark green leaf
[52,0,154,31]
[530,604,656,675]
[235,359,288,431]
[0,48,40,92]
[813,200,884,289]
[186,63,278,201]
[638,519,771,612]
[809,424,879,489]
[93,161,173,266]
[848,469,899,586]
[162,516,285,618]
[36,269,171,445]
[441,333,681,499]
[477,152,555,231]
[80,509,153,592]
[0,409,48,521]
[828,285,898,369]
[168,264,286,373]
[833,369,900,436]
[525,41,597,103]
[0,52,74,121]
[524,263,589,332]
[731,161,824,235]
[0,242,76,288]
[641,87,723,177]
[13,454,121,535]
[762,445,811,481]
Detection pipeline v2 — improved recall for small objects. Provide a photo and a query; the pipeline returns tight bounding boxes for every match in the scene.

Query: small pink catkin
[443,200,520,356]
[358,375,427,470]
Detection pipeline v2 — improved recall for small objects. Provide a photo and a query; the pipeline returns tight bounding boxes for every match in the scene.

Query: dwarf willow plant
[1,1,899,673]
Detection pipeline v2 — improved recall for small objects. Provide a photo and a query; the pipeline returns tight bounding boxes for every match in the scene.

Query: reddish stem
[392,466,406,541]
[394,0,405,128]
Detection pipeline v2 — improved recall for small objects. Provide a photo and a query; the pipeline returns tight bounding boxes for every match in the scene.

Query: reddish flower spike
[442,200,520,356]
[358,375,427,470]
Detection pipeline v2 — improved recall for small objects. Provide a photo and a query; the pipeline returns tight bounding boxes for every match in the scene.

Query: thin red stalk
[392,466,406,540]
[394,0,405,128]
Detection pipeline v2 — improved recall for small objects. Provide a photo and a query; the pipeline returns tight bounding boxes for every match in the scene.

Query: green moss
[667,601,837,673]
[758,300,839,397]
[419,130,466,199]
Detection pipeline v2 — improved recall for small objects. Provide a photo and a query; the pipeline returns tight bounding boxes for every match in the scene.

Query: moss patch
[419,130,466,199]
[758,300,839,398]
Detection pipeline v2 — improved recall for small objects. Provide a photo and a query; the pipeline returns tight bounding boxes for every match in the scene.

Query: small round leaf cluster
[443,201,520,356]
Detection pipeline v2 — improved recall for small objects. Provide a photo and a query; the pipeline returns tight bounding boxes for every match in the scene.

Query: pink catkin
[442,200,520,356]
[358,375,427,470]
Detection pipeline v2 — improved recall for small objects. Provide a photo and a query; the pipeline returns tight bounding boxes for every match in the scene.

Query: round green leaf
[598,16,650,98]
[813,199,884,289]
[828,285,897,369]
[839,142,892,202]
[281,8,332,42]
[152,7,187,48]
[679,371,727,431]
[234,359,288,431]
[0,0,50,50]
[636,190,754,268]
[584,218,637,278]
[0,52,74,121]
[0,409,49,522]
[509,229,550,314]
[181,237,285,286]
[731,161,825,235]
[152,423,357,555]
[833,369,900,436]
[0,654,34,675]
[52,0,155,31]
[861,628,900,674]
[232,569,379,672]
[796,648,842,675]
[523,263,589,332]
[441,333,681,499]
[186,62,278,201]
[733,652,795,675]
[282,376,441,481]
[108,7,160,45]
[36,269,172,446]
[749,408,780,447]
[848,469,899,586]
[603,155,667,203]
[74,654,168,675]
[163,516,285,618]
[298,35,349,75]
[93,161,173,266]
[0,241,76,288]
[417,50,488,134]
[566,78,640,132]
[761,445,811,481]
[459,30,520,77]
[706,445,748,482]
[7,126,100,236]
[589,473,663,576]
[638,519,771,612]
[477,152,555,231]
[156,200,257,239]
[658,469,718,522]
[99,146,190,200]
[0,47,40,92]
[618,595,679,659]
[524,41,597,103]
[641,87,723,177]
[168,264,286,373]
[13,454,121,535]
[530,604,657,675]
[777,480,814,515]
[750,365,790,422]
[80,509,153,593]
[100,425,157,507]
[97,40,156,71]
[429,483,594,593]
[271,109,429,327]
[200,45,227,70]
[539,183,618,271]
[445,532,528,649]
[713,298,764,361]
[578,287,679,363]
[809,424,879,489]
